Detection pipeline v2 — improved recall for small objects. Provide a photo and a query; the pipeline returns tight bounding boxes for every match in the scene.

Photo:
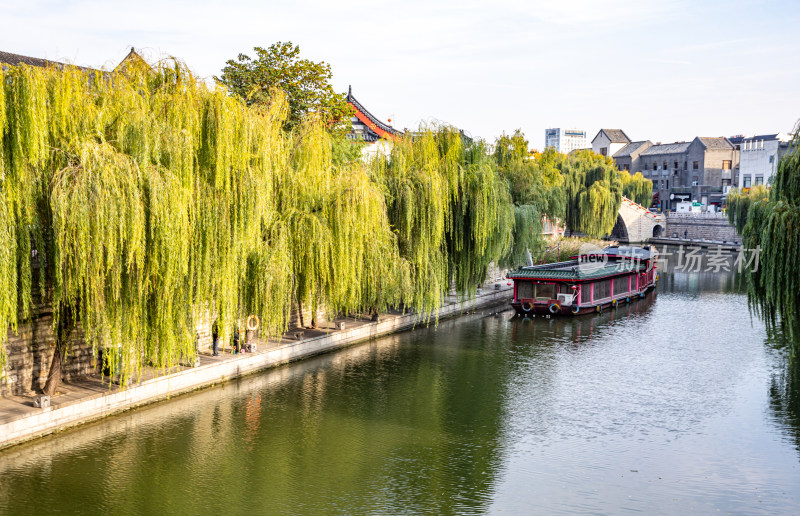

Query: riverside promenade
[0,283,513,450]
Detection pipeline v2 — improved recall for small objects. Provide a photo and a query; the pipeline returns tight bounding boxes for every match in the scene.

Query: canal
[0,262,798,514]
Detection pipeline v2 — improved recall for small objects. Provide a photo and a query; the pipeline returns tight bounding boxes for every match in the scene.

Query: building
[544,128,587,154]
[738,133,792,188]
[1,47,145,73]
[346,86,402,144]
[612,140,653,173]
[638,137,738,211]
[639,142,692,209]
[591,129,631,157]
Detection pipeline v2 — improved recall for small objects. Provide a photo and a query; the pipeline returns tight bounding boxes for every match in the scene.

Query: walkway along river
[0,255,798,514]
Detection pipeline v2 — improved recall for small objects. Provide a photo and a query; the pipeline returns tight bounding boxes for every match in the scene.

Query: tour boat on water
[507,245,658,316]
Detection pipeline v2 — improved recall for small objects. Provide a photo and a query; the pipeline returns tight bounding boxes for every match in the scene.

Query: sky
[2,0,799,149]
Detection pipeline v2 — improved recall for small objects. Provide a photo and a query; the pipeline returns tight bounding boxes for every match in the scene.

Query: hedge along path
[0,59,523,388]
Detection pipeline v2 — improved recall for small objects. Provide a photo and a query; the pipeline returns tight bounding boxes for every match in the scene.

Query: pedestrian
[684,230,688,240]
[233,327,240,354]
[212,320,220,356]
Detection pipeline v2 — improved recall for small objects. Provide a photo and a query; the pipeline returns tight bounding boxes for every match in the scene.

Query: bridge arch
[610,214,629,242]
[614,197,667,243]
[652,224,664,238]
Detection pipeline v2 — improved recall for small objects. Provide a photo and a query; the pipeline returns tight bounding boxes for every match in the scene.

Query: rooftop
[508,246,653,281]
[640,141,691,156]
[613,140,652,158]
[697,137,733,150]
[595,129,631,144]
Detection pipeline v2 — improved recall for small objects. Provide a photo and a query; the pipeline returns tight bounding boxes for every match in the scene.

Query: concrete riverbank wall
[0,285,512,450]
[663,213,740,243]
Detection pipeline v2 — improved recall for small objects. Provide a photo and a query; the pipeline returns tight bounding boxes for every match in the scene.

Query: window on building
[693,161,699,170]
[644,162,649,170]
[663,161,668,170]
[743,176,752,188]
[623,164,629,171]
[722,160,731,170]
[654,162,658,170]
[673,161,678,169]
[755,176,764,186]
[600,147,608,156]
[666,180,669,189]
[769,155,775,163]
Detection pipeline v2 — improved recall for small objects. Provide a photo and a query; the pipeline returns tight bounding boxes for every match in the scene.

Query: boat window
[594,279,611,299]
[580,285,591,304]
[534,283,557,300]
[613,276,630,296]
[517,281,534,299]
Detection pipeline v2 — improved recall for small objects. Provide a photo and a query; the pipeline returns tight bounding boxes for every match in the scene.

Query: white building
[738,133,792,188]
[544,128,587,154]
[591,129,631,157]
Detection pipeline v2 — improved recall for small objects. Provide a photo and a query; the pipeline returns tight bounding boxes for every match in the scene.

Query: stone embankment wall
[664,213,740,243]
[1,301,329,398]
[1,304,93,397]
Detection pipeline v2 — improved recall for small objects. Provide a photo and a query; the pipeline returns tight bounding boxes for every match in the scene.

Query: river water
[0,260,798,515]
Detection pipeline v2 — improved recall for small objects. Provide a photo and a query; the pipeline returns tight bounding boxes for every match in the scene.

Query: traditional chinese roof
[346,86,403,142]
[0,48,147,74]
[509,246,653,281]
[508,259,646,281]
[0,50,96,72]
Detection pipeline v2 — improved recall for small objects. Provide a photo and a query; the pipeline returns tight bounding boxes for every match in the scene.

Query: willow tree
[620,170,654,206]
[739,130,800,353]
[369,126,516,318]
[726,185,769,234]
[493,134,565,268]
[0,59,295,391]
[562,150,623,237]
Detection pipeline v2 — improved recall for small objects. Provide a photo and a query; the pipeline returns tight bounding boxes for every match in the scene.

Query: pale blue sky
[2,0,798,148]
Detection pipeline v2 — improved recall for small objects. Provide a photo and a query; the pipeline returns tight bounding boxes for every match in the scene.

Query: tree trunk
[43,306,70,396]
[297,299,305,328]
[43,340,62,396]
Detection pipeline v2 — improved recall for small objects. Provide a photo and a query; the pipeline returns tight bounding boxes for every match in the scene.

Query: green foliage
[620,170,654,206]
[726,185,769,234]
[533,236,614,264]
[371,126,516,316]
[217,42,352,131]
[562,150,623,237]
[0,59,407,385]
[740,129,800,353]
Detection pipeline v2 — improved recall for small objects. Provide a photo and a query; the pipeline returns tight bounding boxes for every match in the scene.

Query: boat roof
[508,246,654,281]
[596,245,655,261]
[508,260,646,281]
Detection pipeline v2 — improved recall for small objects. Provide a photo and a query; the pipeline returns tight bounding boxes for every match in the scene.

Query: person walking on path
[212,320,220,356]
[233,328,240,354]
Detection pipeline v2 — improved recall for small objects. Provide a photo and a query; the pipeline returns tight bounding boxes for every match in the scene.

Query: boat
[507,245,658,316]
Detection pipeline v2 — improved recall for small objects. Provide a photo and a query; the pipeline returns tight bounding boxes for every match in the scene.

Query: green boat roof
[508,259,647,281]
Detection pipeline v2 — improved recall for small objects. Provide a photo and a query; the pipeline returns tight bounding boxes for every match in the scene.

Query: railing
[666,212,727,219]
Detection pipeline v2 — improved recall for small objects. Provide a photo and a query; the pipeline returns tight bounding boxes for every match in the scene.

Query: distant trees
[561,150,624,238]
[217,42,351,130]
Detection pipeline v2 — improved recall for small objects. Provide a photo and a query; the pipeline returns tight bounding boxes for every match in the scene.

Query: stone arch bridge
[611,197,666,243]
